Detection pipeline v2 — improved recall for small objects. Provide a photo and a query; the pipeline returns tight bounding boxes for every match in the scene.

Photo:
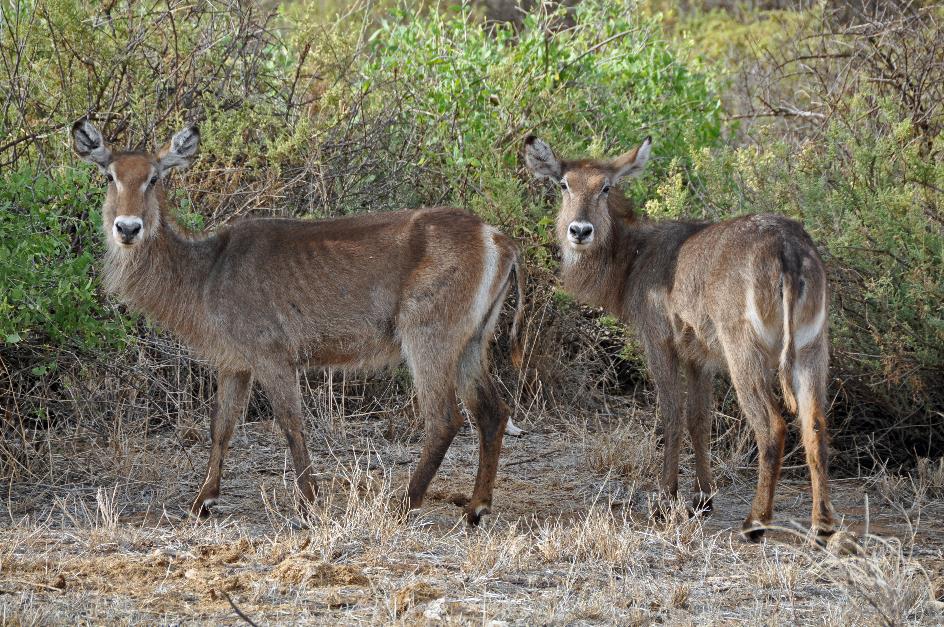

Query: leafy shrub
[0,1,291,170]
[309,0,723,251]
[0,169,130,352]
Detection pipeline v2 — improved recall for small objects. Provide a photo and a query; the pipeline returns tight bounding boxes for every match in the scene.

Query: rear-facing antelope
[72,118,525,524]
[524,135,834,539]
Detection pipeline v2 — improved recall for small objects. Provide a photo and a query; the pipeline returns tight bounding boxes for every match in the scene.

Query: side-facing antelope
[72,119,525,524]
[524,135,834,539]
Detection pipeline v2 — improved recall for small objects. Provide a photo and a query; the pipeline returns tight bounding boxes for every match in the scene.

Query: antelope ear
[72,118,112,171]
[524,135,563,181]
[610,136,652,181]
[157,125,200,173]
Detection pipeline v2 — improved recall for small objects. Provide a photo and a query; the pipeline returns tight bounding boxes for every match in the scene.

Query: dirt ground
[2,394,943,625]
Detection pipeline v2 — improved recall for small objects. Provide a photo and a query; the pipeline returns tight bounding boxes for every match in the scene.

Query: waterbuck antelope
[524,135,834,539]
[72,119,525,524]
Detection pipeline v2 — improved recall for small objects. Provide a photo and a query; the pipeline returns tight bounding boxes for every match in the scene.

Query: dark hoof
[504,420,526,437]
[812,525,837,548]
[744,528,765,542]
[815,526,836,539]
[742,521,767,542]
[466,503,491,526]
[190,500,214,520]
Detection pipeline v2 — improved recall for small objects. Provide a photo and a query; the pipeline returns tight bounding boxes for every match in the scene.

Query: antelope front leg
[646,344,684,502]
[192,370,252,517]
[685,364,715,512]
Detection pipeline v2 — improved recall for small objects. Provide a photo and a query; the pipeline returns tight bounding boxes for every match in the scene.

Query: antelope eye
[560,179,568,191]
[602,184,611,194]
[105,172,114,183]
[149,175,159,187]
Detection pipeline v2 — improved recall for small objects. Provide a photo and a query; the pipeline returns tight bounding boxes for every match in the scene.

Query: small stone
[423,597,446,620]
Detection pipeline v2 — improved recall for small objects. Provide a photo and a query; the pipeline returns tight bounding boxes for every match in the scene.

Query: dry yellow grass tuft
[273,557,369,588]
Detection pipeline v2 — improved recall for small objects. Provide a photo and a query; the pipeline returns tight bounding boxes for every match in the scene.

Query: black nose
[568,223,593,240]
[115,221,141,241]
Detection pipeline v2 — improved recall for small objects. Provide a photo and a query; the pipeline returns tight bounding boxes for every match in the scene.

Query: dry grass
[2,345,943,625]
[1,286,940,626]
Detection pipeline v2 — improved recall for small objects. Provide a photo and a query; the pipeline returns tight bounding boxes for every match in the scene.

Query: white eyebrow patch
[109,164,124,193]
[140,168,156,193]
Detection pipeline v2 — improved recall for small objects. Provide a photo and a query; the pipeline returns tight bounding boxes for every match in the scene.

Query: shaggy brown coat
[72,119,525,523]
[524,135,834,539]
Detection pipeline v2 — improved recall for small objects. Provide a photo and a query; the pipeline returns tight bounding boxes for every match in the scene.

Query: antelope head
[524,135,651,253]
[72,119,200,249]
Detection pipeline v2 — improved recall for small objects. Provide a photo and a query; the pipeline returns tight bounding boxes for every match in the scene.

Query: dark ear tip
[524,134,537,146]
[72,118,88,133]
[644,135,652,144]
[189,124,200,136]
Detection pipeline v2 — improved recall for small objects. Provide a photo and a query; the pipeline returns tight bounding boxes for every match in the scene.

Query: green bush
[0,1,291,170]
[0,169,130,352]
[308,0,723,253]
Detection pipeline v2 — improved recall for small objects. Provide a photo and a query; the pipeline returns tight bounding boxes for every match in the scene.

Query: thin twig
[286,41,312,121]
[559,28,636,73]
[504,451,549,467]
[221,590,260,627]
[7,579,63,592]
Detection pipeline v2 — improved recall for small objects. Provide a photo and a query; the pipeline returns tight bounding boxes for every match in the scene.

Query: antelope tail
[509,254,527,369]
[779,271,799,415]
